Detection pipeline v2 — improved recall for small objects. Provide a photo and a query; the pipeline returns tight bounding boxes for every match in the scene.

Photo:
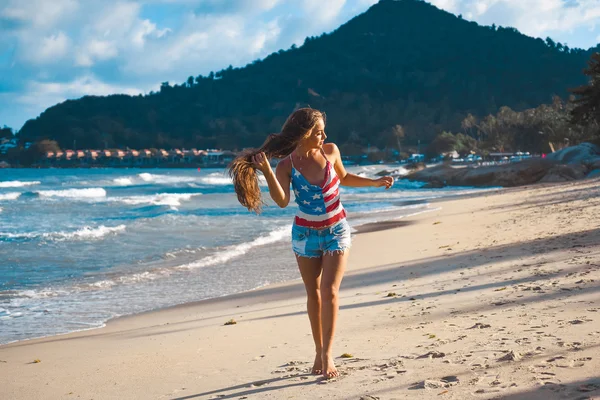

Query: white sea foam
[391,167,410,176]
[0,232,36,240]
[37,188,107,199]
[50,225,126,241]
[0,192,21,201]
[3,288,69,300]
[113,177,133,186]
[179,225,290,270]
[0,225,125,242]
[198,173,267,186]
[199,175,232,185]
[87,280,116,289]
[0,180,40,188]
[84,269,174,290]
[112,193,201,208]
[138,173,196,184]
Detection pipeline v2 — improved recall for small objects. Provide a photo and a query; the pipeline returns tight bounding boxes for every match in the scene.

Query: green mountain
[18,0,596,151]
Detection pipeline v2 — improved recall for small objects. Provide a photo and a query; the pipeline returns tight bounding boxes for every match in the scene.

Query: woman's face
[300,118,326,149]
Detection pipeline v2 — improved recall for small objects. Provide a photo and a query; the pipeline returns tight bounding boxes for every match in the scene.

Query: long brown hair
[228,107,325,213]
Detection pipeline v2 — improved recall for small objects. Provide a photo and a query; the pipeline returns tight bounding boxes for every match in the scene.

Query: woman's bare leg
[320,250,349,378]
[296,255,324,374]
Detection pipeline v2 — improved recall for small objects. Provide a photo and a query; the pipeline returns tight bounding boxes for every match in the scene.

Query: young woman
[229,108,393,379]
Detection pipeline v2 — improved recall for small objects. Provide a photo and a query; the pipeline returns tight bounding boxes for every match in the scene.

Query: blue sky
[1,0,599,132]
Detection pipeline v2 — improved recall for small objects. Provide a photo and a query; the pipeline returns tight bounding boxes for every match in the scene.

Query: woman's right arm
[252,152,291,208]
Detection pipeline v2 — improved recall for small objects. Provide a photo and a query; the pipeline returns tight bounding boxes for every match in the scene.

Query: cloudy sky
[1,0,599,131]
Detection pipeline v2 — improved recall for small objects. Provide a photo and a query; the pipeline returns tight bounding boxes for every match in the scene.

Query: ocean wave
[0,192,21,201]
[199,174,232,185]
[198,172,267,186]
[111,193,201,208]
[138,173,197,184]
[355,166,410,177]
[74,226,290,290]
[83,268,176,291]
[52,225,126,241]
[0,180,41,188]
[0,225,126,242]
[36,188,107,199]
[0,288,70,301]
[178,225,291,270]
[389,167,410,176]
[113,177,133,186]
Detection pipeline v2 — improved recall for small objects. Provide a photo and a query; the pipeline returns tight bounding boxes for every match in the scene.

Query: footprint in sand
[408,376,459,390]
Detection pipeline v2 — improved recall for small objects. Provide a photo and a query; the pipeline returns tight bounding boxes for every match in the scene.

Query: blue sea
[0,166,490,344]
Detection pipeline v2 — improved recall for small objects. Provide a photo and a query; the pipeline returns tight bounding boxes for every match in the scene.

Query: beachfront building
[202,150,236,166]
[84,150,98,164]
[35,147,240,168]
[169,149,184,163]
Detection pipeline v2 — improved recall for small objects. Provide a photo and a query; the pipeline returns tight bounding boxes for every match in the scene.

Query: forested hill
[18,0,597,150]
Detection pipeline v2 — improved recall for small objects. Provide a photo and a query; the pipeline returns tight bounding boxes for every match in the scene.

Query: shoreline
[0,206,437,347]
[0,181,582,341]
[1,178,599,399]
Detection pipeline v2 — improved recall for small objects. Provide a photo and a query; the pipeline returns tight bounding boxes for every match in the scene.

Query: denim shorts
[291,219,352,258]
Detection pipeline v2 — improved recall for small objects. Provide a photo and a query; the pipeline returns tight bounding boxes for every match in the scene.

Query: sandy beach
[1,179,599,400]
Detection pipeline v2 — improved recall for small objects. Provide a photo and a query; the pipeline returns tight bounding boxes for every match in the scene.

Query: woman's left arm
[326,143,394,189]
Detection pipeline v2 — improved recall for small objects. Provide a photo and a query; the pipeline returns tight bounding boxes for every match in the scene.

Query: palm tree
[461,113,477,140]
[392,124,405,154]
[571,52,600,129]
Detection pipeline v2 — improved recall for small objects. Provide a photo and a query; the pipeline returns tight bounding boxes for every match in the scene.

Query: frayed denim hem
[293,245,351,259]
[324,246,351,256]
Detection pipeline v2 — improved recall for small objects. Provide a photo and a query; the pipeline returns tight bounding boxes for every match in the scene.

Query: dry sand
[1,179,599,400]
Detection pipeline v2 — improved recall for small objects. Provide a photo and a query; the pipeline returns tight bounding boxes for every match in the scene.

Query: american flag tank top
[290,152,347,229]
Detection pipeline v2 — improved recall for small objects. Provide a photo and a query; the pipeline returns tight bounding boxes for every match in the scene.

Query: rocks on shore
[400,143,600,188]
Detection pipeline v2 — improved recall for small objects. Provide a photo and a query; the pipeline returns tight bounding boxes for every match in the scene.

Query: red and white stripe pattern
[293,161,347,229]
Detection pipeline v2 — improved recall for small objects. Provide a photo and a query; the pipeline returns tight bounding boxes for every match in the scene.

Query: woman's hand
[373,176,394,189]
[251,152,271,174]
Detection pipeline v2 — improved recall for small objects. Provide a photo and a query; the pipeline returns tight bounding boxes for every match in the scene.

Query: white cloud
[1,0,79,29]
[121,12,283,76]
[131,20,171,48]
[432,0,600,41]
[23,31,71,64]
[76,39,119,66]
[93,2,141,37]
[18,75,147,109]
[428,0,459,13]
[2,0,600,131]
[303,0,347,23]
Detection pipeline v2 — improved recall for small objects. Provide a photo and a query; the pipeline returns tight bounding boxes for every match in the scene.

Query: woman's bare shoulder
[276,156,292,173]
[323,143,339,156]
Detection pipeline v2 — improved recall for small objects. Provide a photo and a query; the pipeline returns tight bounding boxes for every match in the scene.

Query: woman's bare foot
[322,354,339,379]
[311,353,322,375]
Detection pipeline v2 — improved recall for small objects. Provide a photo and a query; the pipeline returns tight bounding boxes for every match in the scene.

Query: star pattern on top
[301,185,309,191]
[314,206,323,212]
